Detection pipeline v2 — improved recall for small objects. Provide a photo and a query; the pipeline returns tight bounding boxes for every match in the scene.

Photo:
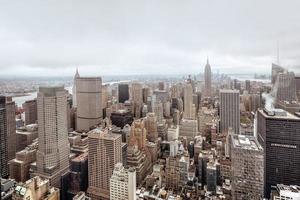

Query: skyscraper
[118,84,129,103]
[87,129,122,200]
[183,83,195,119]
[130,82,143,118]
[296,75,300,99]
[0,96,8,178]
[220,90,240,134]
[76,77,102,132]
[257,108,300,198]
[6,99,16,161]
[72,68,80,107]
[273,71,298,102]
[22,99,37,125]
[144,112,158,143]
[230,134,264,200]
[204,58,212,97]
[110,163,136,200]
[32,86,70,188]
[271,63,285,84]
[129,119,147,151]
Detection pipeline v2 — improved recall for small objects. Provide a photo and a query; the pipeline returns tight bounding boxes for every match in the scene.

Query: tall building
[87,129,122,200]
[220,90,240,134]
[271,63,285,84]
[230,134,264,200]
[76,77,102,132]
[206,161,217,194]
[144,112,158,142]
[273,71,298,103]
[110,163,136,200]
[0,96,8,178]
[72,68,80,107]
[32,86,70,188]
[130,82,143,118]
[245,80,251,92]
[183,83,195,119]
[118,84,129,103]
[204,58,212,97]
[22,99,37,125]
[6,99,16,161]
[129,119,147,151]
[257,108,300,198]
[179,118,198,142]
[296,75,300,99]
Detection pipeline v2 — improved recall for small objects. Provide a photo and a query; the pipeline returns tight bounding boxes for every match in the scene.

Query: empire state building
[204,58,212,97]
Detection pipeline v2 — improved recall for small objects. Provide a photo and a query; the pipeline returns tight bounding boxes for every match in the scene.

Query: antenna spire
[277,41,280,65]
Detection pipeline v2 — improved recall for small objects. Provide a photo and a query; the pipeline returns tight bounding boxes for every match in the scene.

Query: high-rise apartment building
[204,59,212,97]
[110,163,136,200]
[22,99,37,125]
[257,108,300,198]
[87,129,122,200]
[220,90,240,134]
[0,96,8,178]
[32,86,70,188]
[118,84,129,103]
[76,77,102,132]
[230,134,264,200]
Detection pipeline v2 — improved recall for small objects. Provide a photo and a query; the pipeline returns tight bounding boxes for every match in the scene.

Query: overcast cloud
[0,0,300,77]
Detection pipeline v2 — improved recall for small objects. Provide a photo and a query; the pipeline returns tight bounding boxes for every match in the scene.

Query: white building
[110,163,136,200]
[167,126,179,141]
[272,184,300,200]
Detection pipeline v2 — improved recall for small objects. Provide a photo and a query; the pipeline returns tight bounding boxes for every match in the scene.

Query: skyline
[1,0,300,77]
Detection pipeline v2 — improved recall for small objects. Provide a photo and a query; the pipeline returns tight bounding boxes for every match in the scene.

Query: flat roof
[258,108,300,120]
[231,134,263,151]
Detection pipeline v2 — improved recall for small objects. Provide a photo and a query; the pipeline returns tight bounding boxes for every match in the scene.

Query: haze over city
[0,0,300,77]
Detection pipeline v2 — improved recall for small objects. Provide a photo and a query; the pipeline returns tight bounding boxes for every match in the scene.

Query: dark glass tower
[118,84,129,103]
[257,109,300,198]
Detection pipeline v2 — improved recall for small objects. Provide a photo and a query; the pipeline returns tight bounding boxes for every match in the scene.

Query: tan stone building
[87,129,122,200]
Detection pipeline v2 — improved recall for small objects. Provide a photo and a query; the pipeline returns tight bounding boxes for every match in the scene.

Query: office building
[9,143,37,183]
[87,129,122,200]
[0,96,8,178]
[220,90,240,134]
[72,68,80,107]
[230,134,264,200]
[257,108,300,198]
[76,77,102,132]
[6,99,16,162]
[31,86,70,188]
[144,112,158,142]
[273,71,298,102]
[129,119,147,151]
[130,82,143,118]
[23,99,37,125]
[272,63,285,84]
[296,75,300,99]
[204,58,212,97]
[110,163,136,200]
[118,84,129,103]
[183,83,195,119]
[110,109,133,128]
[206,161,217,194]
[179,118,198,142]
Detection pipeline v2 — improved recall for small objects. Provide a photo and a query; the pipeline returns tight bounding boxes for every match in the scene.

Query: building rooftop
[231,134,263,151]
[88,128,121,140]
[259,108,300,120]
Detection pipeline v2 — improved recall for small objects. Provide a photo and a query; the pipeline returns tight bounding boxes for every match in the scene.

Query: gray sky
[0,0,300,77]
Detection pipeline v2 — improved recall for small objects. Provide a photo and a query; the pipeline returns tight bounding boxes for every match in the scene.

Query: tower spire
[277,41,280,65]
[207,56,209,65]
